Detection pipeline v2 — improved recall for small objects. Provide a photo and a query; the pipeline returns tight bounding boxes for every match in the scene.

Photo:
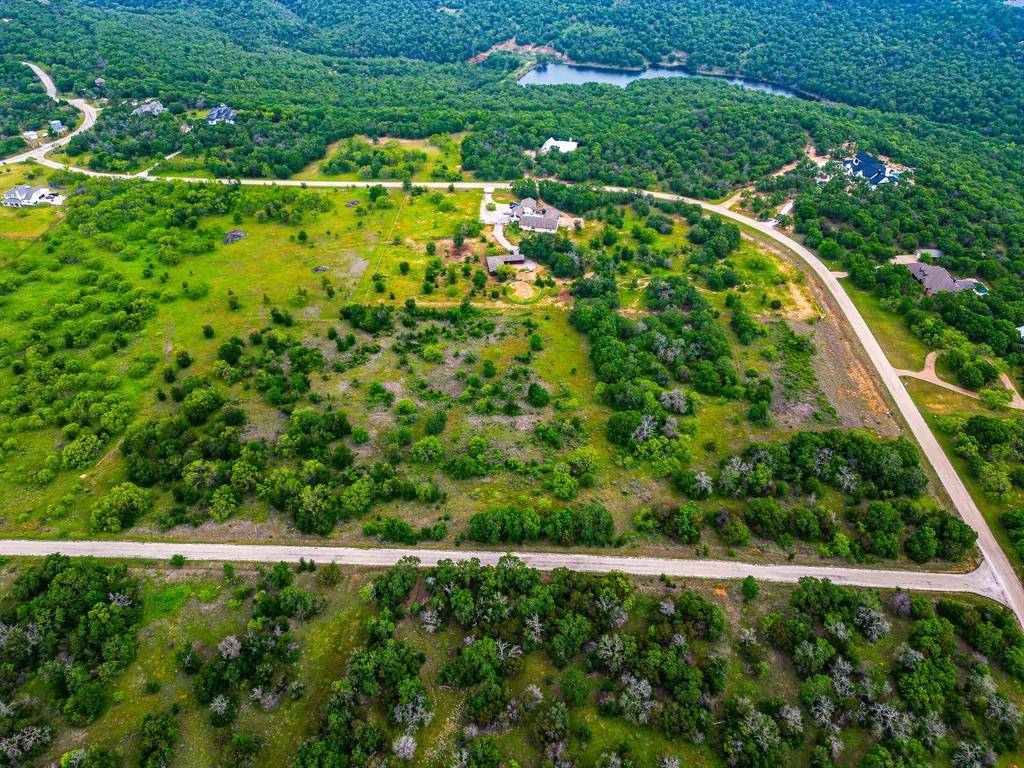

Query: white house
[21,130,40,142]
[540,137,578,154]
[49,120,67,135]
[3,185,65,208]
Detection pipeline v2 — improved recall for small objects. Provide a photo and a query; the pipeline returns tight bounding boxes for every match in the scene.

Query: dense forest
[65,0,1024,142]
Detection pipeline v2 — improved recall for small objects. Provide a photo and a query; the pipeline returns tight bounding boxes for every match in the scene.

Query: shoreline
[516,59,826,102]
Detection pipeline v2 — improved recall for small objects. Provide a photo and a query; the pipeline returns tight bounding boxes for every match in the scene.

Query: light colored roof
[519,197,538,210]
[541,137,579,153]
[131,101,165,117]
[4,185,50,201]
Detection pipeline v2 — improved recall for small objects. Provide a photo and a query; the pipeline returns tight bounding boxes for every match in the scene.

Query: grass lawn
[905,377,1024,580]
[0,163,63,238]
[840,277,931,370]
[294,134,469,183]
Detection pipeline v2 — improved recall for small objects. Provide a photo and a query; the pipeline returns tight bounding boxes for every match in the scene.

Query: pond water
[517,62,808,99]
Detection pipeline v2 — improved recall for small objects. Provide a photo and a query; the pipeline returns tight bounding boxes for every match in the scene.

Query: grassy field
[294,134,469,183]
[906,377,1024,578]
[0,177,971,572]
[0,163,63,239]
[839,277,931,371]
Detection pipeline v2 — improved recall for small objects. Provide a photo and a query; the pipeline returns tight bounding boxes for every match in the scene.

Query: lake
[517,63,807,99]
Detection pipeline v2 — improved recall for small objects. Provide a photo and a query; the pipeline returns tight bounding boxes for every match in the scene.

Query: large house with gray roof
[906,263,977,296]
[206,104,236,125]
[512,198,560,233]
[131,100,166,118]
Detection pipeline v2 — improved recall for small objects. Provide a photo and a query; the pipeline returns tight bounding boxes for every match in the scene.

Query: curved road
[6,62,1024,623]
[0,63,100,168]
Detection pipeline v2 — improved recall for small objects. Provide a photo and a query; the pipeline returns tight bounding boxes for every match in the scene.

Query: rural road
[6,62,1024,623]
[0,63,100,168]
[0,539,1007,602]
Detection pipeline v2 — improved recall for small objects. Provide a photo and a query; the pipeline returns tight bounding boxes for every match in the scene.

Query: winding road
[4,63,1024,624]
[0,63,99,168]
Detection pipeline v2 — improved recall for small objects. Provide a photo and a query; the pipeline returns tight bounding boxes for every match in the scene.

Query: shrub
[89,482,152,533]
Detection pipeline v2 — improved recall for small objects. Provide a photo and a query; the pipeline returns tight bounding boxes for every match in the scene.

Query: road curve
[5,89,1023,621]
[0,63,100,168]
[672,192,1024,626]
[0,538,1006,602]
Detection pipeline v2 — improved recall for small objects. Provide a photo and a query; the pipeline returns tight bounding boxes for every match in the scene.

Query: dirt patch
[508,280,537,301]
[468,38,570,65]
[784,280,818,321]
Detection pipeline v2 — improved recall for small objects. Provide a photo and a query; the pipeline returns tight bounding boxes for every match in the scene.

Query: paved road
[0,63,100,167]
[669,191,1024,626]
[0,538,1006,601]
[5,66,1023,620]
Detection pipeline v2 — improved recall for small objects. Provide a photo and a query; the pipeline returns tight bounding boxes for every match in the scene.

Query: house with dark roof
[906,263,976,296]
[486,251,525,274]
[842,152,900,187]
[206,105,236,125]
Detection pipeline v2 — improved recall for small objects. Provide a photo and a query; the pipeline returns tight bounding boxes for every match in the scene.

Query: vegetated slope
[79,0,1024,141]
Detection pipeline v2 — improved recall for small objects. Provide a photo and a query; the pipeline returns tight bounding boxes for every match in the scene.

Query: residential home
[3,185,64,208]
[21,130,39,142]
[131,101,166,118]
[540,137,579,154]
[842,152,900,187]
[905,263,976,296]
[49,120,66,135]
[511,197,561,233]
[206,105,236,125]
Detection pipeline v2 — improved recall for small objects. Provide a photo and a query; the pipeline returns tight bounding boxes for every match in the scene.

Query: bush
[89,482,152,533]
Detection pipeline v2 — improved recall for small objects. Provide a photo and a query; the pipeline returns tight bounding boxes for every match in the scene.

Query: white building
[3,185,65,208]
[21,130,40,142]
[540,137,578,154]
